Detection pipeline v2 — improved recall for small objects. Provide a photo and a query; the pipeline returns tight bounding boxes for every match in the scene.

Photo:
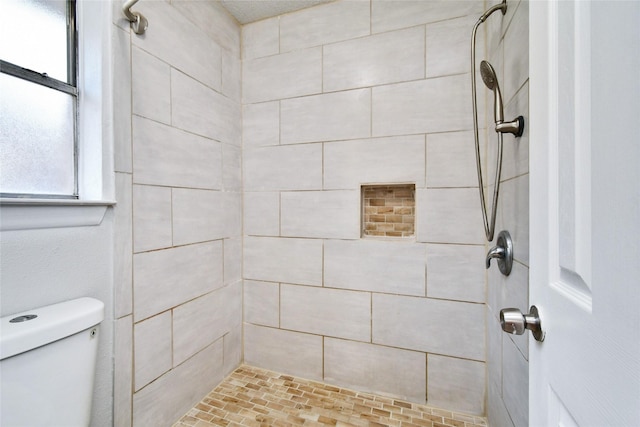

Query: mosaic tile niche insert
[362,184,415,238]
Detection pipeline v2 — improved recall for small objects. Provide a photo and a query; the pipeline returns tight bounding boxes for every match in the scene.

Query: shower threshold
[173,365,487,427]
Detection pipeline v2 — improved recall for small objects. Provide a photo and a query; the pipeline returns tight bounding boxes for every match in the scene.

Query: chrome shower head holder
[480,60,525,138]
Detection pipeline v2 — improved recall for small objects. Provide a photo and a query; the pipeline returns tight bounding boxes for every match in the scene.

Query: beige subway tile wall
[242,0,489,416]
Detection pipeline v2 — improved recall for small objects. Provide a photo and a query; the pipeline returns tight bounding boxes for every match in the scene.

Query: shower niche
[361,184,415,238]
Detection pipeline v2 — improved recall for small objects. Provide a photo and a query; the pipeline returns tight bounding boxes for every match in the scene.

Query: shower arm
[123,0,148,35]
[478,1,507,23]
[470,1,507,242]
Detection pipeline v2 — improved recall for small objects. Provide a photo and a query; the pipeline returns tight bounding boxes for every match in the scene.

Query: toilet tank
[0,297,104,427]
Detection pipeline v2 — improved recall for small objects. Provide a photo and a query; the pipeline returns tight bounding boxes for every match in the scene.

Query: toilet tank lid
[0,297,104,360]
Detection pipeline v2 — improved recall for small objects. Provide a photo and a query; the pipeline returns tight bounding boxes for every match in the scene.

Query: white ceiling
[219,0,335,24]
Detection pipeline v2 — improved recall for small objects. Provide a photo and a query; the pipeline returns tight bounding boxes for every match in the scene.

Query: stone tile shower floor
[173,365,487,427]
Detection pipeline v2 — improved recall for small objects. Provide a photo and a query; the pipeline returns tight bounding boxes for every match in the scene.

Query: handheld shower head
[480,60,504,123]
[480,60,498,91]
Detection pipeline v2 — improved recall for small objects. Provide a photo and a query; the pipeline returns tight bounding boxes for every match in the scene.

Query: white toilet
[0,297,104,427]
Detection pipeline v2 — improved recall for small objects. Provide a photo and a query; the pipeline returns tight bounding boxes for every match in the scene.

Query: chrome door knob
[500,305,545,342]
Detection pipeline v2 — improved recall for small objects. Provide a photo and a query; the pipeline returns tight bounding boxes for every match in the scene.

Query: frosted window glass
[0,73,75,195]
[0,0,69,82]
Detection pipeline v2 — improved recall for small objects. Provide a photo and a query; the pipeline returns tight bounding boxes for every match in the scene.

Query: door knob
[500,305,545,342]
[486,230,513,275]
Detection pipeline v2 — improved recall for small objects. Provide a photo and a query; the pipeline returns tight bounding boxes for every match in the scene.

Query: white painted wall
[0,216,115,426]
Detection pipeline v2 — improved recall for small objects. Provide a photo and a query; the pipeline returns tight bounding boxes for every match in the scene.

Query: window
[0,1,114,230]
[0,0,77,198]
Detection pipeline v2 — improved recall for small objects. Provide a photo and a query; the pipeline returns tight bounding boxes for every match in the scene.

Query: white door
[529,1,640,426]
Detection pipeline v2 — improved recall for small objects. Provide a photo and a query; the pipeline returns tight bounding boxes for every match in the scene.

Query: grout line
[424,24,427,80]
[278,100,281,145]
[321,335,325,381]
[321,142,325,190]
[278,191,282,236]
[425,353,429,402]
[321,239,325,287]
[369,0,372,36]
[321,44,324,94]
[170,188,174,246]
[370,292,373,343]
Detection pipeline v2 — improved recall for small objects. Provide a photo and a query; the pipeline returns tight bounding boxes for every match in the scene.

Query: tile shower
[111,0,530,426]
